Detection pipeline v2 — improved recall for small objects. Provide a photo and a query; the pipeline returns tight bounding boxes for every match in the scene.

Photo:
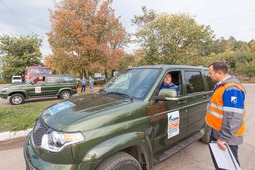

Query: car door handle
[203,95,208,99]
[178,100,187,104]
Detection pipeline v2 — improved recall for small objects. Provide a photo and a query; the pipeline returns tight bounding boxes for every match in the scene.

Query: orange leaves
[47,0,129,75]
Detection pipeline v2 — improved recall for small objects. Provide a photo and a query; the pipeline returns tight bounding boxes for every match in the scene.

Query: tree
[224,36,249,52]
[248,40,255,53]
[237,58,255,79]
[0,34,42,82]
[47,0,129,78]
[132,7,215,65]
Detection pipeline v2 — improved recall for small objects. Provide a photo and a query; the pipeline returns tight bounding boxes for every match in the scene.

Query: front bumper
[0,92,8,99]
[23,133,100,170]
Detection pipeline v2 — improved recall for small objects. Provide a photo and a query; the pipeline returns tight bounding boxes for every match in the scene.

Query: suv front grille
[32,117,49,147]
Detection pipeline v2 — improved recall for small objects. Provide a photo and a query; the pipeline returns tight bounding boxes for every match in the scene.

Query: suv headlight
[1,87,8,92]
[41,130,84,152]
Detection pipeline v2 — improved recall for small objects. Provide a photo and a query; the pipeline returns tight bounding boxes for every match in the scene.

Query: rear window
[184,71,205,94]
[204,70,215,91]
[63,75,76,83]
[12,76,21,80]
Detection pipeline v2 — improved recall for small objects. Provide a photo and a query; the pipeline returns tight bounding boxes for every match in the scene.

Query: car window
[158,71,183,96]
[204,70,215,91]
[36,76,45,83]
[63,75,75,83]
[12,76,21,80]
[184,71,205,94]
[46,75,60,83]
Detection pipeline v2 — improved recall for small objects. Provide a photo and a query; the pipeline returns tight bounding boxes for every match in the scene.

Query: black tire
[59,90,71,99]
[201,124,211,144]
[9,93,24,105]
[96,152,142,170]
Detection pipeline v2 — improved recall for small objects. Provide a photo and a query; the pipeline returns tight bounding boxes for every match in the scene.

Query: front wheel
[59,90,71,99]
[9,93,25,105]
[96,152,142,170]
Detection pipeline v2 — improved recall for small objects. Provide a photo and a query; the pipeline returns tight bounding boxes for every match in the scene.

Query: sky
[1,0,255,57]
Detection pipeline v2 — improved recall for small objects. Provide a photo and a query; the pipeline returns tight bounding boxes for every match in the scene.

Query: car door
[26,76,45,97]
[183,70,210,136]
[151,70,189,153]
[44,75,60,96]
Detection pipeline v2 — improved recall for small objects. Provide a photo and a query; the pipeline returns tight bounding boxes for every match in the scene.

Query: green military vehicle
[24,65,214,170]
[0,74,78,105]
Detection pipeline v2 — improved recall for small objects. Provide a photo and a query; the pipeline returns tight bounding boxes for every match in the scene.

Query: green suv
[0,74,78,105]
[24,65,214,170]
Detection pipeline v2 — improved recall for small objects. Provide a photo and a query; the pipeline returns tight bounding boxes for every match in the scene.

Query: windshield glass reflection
[102,68,161,100]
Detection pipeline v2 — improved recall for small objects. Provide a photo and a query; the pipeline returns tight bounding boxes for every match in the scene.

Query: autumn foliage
[46,0,129,78]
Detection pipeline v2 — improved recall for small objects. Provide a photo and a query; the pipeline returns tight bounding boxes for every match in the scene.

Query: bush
[0,80,7,84]
[237,60,255,79]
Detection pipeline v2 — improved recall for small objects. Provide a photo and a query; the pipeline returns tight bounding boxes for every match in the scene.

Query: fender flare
[9,90,28,99]
[82,132,153,168]
[57,88,72,95]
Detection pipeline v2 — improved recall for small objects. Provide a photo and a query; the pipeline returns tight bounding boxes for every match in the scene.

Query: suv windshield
[102,68,161,99]
[29,68,51,74]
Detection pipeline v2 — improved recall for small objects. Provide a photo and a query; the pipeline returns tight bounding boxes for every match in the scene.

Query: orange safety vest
[206,82,245,136]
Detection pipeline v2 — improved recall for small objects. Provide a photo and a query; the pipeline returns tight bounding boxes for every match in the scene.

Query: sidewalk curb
[0,128,32,141]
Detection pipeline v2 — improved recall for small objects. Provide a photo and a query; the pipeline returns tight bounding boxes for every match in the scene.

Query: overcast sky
[1,0,255,57]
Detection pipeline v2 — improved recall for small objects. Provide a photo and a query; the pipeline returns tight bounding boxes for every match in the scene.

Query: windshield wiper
[107,92,133,102]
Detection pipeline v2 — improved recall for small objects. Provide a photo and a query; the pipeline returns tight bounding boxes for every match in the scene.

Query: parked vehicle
[24,65,214,170]
[25,65,52,81]
[0,74,78,105]
[11,75,22,84]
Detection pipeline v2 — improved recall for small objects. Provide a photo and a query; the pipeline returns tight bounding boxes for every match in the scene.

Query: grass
[0,85,103,133]
[0,100,57,132]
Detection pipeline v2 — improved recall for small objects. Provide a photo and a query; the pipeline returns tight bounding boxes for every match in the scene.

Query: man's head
[208,62,229,82]
[163,74,172,85]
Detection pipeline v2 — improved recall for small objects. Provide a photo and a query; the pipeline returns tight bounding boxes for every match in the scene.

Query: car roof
[28,66,50,68]
[33,74,74,76]
[133,65,208,70]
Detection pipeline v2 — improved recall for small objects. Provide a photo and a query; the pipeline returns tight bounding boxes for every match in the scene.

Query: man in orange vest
[206,61,245,169]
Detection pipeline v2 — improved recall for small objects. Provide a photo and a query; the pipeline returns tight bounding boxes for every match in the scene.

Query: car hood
[41,93,132,130]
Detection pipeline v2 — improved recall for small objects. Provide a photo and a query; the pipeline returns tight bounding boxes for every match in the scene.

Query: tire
[201,124,211,144]
[9,93,25,105]
[96,152,142,170]
[59,90,71,99]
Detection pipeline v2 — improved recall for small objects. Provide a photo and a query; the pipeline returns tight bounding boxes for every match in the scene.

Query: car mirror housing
[158,89,177,98]
[152,89,179,101]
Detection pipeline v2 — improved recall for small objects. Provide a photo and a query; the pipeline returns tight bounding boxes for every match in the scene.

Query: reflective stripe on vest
[206,82,245,136]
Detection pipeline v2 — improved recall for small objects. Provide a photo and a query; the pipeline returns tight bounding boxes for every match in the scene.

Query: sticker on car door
[35,87,41,93]
[168,110,180,139]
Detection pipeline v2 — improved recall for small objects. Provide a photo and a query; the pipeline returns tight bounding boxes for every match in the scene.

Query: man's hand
[217,139,226,151]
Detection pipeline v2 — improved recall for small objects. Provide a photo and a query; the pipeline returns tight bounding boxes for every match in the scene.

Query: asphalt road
[0,84,255,170]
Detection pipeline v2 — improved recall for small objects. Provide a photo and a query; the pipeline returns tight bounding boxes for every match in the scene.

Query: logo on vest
[231,96,237,104]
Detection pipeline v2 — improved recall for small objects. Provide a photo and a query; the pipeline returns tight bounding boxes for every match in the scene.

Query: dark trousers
[81,85,86,92]
[209,134,240,170]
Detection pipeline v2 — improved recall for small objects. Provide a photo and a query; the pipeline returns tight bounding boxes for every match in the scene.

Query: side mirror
[158,89,177,98]
[152,89,179,101]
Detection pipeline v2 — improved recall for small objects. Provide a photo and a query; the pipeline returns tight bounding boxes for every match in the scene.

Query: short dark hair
[209,61,228,74]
